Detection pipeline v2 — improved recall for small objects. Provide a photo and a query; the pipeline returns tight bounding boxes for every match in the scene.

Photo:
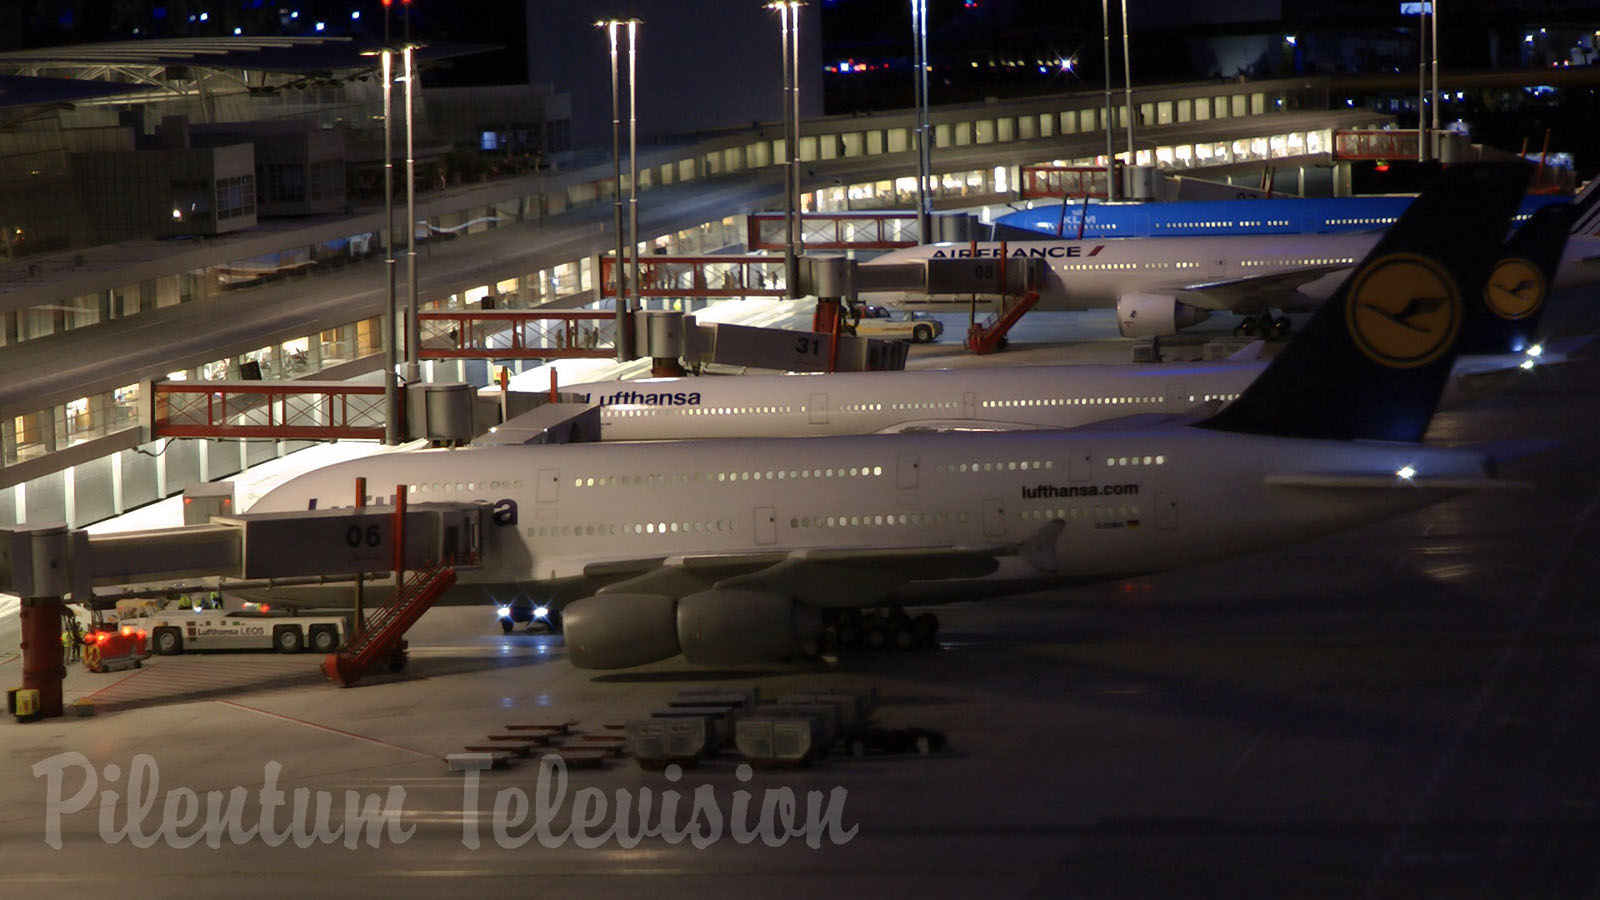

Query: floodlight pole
[380,49,399,444]
[912,0,932,240]
[402,44,419,383]
[1430,0,1440,160]
[1417,2,1427,162]
[1121,0,1134,169]
[1102,0,1116,199]
[603,20,627,360]
[628,20,641,326]
[791,3,804,285]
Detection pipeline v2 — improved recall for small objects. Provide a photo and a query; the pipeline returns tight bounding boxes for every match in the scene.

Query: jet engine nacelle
[561,593,681,669]
[676,589,822,666]
[1115,292,1211,338]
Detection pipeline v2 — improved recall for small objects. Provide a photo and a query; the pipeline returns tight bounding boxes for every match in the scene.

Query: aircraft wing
[588,521,1064,608]
[1153,263,1349,312]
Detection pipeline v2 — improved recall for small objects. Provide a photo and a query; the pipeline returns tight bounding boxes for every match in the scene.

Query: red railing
[1332,130,1421,161]
[598,255,789,298]
[152,381,387,440]
[417,310,618,359]
[746,212,921,251]
[1020,165,1119,199]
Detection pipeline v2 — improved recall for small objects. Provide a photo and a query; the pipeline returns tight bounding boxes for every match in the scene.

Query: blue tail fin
[1199,163,1529,443]
[1463,202,1574,355]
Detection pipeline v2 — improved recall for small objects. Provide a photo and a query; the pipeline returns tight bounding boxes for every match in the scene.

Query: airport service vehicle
[848,307,945,343]
[121,599,347,655]
[82,625,151,673]
[251,165,1537,670]
[862,180,1600,338]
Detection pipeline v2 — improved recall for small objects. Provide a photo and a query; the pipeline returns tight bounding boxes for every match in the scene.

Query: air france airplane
[862,181,1600,339]
[560,202,1581,441]
[251,164,1537,670]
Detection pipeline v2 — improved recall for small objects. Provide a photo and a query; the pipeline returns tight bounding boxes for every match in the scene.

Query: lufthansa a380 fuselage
[250,426,1490,601]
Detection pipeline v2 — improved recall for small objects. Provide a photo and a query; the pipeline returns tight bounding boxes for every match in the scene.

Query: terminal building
[0,36,1398,532]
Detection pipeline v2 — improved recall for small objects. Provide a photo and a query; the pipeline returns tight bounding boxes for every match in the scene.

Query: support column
[12,526,70,720]
[20,597,66,718]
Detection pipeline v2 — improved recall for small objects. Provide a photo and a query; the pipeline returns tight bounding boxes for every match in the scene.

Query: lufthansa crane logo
[1344,252,1461,369]
[1484,257,1546,320]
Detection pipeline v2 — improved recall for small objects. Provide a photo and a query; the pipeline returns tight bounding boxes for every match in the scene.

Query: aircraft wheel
[892,624,917,651]
[309,625,339,653]
[273,625,305,654]
[1234,316,1257,338]
[912,613,940,645]
[864,624,888,650]
[153,627,183,656]
[835,623,863,647]
[1270,316,1293,339]
[544,611,563,635]
[500,617,515,634]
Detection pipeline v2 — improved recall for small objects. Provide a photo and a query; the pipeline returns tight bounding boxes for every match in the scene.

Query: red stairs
[965,291,1040,355]
[323,561,457,687]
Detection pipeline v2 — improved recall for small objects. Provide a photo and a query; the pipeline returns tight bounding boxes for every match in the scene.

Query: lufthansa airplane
[556,202,1581,441]
[861,181,1600,339]
[251,163,1538,670]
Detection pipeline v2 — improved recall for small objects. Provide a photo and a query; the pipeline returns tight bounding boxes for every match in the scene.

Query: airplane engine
[676,590,823,666]
[561,593,681,669]
[1115,292,1211,338]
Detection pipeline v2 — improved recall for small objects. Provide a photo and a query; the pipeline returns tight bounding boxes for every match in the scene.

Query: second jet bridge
[853,252,1049,299]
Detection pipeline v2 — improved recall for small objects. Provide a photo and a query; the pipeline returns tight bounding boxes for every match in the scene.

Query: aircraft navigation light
[534,605,551,619]
[496,605,511,618]
[1396,465,1417,481]
[1526,343,1544,358]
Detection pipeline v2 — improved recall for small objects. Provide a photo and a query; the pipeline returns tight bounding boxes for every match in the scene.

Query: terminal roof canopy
[0,36,495,74]
[0,73,156,110]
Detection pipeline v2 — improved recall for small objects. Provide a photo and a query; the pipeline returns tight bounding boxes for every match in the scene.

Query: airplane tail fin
[1568,177,1600,236]
[1199,163,1529,443]
[1464,201,1574,355]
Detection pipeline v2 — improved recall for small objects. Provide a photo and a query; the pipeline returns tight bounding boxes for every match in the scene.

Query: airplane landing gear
[817,607,940,658]
[1234,312,1293,340]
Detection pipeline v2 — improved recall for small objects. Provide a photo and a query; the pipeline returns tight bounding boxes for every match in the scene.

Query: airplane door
[537,468,559,503]
[982,498,1006,537]
[1156,492,1179,529]
[897,454,920,489]
[962,391,976,419]
[1165,383,1189,413]
[754,506,777,545]
[809,394,829,425]
[1068,449,1093,482]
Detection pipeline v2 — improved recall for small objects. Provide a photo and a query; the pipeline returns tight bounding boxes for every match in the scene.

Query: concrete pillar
[111,450,124,515]
[14,526,70,719]
[20,598,66,718]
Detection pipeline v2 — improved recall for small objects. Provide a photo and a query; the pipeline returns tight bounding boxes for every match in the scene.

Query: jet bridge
[1,500,487,717]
